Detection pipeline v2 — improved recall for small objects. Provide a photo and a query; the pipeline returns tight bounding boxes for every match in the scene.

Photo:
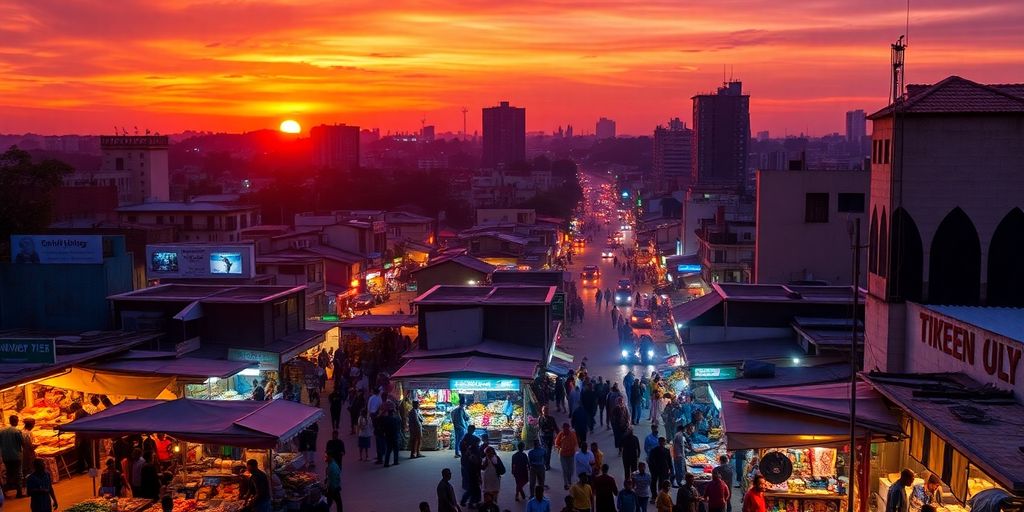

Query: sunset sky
[2,0,1022,137]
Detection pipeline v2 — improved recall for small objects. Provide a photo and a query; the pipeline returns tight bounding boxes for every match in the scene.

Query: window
[838,193,866,213]
[742,232,752,241]
[207,215,215,229]
[184,216,193,229]
[714,250,725,263]
[805,193,829,223]
[517,213,530,223]
[226,216,237,230]
[115,157,125,171]
[883,139,891,164]
[156,215,164,225]
[240,215,248,229]
[127,216,137,223]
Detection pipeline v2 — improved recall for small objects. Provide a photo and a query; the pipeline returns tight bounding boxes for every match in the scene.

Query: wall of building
[476,209,536,225]
[689,326,792,344]
[755,169,869,286]
[413,264,488,292]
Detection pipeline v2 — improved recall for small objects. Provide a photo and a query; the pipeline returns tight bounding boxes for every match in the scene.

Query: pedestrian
[592,464,618,512]
[299,423,318,470]
[672,425,687,486]
[621,426,640,479]
[408,400,424,458]
[629,382,642,424]
[348,390,365,435]
[251,379,265,401]
[647,438,673,499]
[596,379,609,427]
[481,446,504,504]
[328,387,343,431]
[382,406,402,467]
[437,468,462,512]
[610,309,618,329]
[589,442,604,477]
[451,400,470,458]
[26,459,57,512]
[140,452,160,499]
[528,439,547,492]
[526,485,552,512]
[712,455,735,511]
[885,470,916,512]
[742,475,767,512]
[705,471,731,512]
[244,459,272,512]
[631,463,652,510]
[1,415,25,498]
[617,479,640,512]
[569,473,595,512]
[554,423,578,490]
[581,383,598,432]
[568,383,581,416]
[98,457,127,497]
[554,377,566,413]
[512,442,530,502]
[649,390,662,424]
[573,444,595,483]
[477,492,500,512]
[538,406,558,470]
[459,439,482,508]
[655,480,674,512]
[356,409,372,461]
[643,426,659,461]
[595,289,602,306]
[677,473,700,512]
[324,453,343,512]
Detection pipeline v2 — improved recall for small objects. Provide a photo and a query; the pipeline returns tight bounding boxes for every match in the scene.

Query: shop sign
[0,338,55,364]
[677,264,701,273]
[365,271,381,280]
[690,366,738,381]
[913,307,1022,387]
[405,378,448,390]
[227,348,280,371]
[321,314,340,322]
[449,378,520,392]
[551,292,566,320]
[10,235,103,264]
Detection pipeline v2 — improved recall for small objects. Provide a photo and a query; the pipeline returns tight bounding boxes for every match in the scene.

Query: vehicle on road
[601,246,615,258]
[629,308,653,328]
[619,334,657,364]
[581,265,600,286]
[352,293,376,309]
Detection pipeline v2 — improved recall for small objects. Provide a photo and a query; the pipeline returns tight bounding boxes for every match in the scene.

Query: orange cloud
[1,0,1021,136]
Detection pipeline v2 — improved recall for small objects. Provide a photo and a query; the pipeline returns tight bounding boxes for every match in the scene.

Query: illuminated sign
[99,135,169,148]
[690,366,739,381]
[449,378,520,392]
[227,348,280,371]
[146,244,255,279]
[11,235,103,264]
[677,264,702,273]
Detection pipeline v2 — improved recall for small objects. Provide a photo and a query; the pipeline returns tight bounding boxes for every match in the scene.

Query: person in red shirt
[743,475,767,512]
[154,434,173,467]
[703,471,731,512]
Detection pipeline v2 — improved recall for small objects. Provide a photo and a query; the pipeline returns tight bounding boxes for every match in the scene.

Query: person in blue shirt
[617,479,641,512]
[527,439,547,492]
[324,454,342,512]
[525,485,551,512]
[644,425,660,459]
[451,401,470,458]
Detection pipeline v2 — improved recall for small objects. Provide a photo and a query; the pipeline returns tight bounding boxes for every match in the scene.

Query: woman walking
[481,446,503,504]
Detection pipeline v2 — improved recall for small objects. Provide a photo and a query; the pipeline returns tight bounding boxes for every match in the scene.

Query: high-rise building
[846,109,866,143]
[311,124,360,171]
[482,101,526,169]
[652,118,693,191]
[99,135,169,204]
[421,125,435,142]
[692,81,750,190]
[596,118,616,139]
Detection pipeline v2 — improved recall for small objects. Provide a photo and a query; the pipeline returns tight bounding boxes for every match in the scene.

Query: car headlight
[647,349,654,357]
[621,350,629,358]
[627,297,632,302]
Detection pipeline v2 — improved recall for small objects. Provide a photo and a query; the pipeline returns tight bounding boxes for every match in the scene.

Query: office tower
[482,101,526,169]
[421,125,435,142]
[100,135,169,204]
[692,81,750,190]
[596,118,616,139]
[311,124,360,171]
[846,109,866,143]
[652,118,693,191]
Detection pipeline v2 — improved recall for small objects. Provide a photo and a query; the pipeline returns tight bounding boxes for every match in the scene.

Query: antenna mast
[891,35,906,104]
[461,107,469,141]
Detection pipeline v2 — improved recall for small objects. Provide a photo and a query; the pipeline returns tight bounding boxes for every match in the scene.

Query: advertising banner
[146,244,255,279]
[0,338,56,364]
[10,235,103,264]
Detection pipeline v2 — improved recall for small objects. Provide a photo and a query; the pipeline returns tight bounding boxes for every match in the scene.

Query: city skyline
[3,0,1022,136]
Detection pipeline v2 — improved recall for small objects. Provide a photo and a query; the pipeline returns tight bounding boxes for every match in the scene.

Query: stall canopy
[39,368,176,399]
[720,396,875,450]
[732,381,901,435]
[393,356,538,379]
[683,338,805,366]
[88,357,254,379]
[403,340,542,361]
[341,315,418,329]
[671,291,722,325]
[61,398,322,449]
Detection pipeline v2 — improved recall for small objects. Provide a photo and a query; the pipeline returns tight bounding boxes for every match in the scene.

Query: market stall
[339,315,417,380]
[393,356,538,451]
[61,398,324,512]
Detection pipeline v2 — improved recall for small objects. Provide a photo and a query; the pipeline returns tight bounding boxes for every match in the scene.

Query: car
[614,289,633,305]
[620,224,631,231]
[616,279,632,291]
[352,293,376,309]
[619,334,657,364]
[601,247,615,258]
[581,265,600,286]
[629,309,653,328]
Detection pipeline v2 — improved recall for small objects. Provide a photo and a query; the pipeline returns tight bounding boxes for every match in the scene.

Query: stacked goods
[33,428,75,455]
[278,470,318,493]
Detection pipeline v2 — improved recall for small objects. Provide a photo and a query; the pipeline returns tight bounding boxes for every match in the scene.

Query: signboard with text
[146,244,255,280]
[690,366,739,381]
[11,235,103,264]
[551,292,566,320]
[0,338,56,364]
[449,378,520,392]
[227,348,280,371]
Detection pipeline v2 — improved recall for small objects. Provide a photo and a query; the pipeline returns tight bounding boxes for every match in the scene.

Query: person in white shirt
[574,443,596,480]
[367,388,384,417]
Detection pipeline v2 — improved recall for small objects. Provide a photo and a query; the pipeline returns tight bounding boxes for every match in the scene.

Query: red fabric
[743,489,766,512]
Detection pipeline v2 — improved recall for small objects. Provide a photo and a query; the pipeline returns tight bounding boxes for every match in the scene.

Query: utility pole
[848,217,867,512]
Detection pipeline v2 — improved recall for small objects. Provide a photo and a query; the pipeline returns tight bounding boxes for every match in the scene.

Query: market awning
[340,315,418,329]
[720,396,878,450]
[551,347,574,364]
[393,356,538,379]
[404,340,543,362]
[683,338,805,366]
[60,398,322,449]
[671,291,722,325]
[39,368,177,399]
[88,357,255,379]
[731,381,901,435]
[173,301,204,321]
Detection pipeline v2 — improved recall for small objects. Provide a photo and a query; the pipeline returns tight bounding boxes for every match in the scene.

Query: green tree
[0,146,72,256]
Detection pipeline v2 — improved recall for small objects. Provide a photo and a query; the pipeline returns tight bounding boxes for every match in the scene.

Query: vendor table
[764,492,845,512]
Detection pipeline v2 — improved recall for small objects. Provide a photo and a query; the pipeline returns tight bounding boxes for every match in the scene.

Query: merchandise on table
[68,498,155,512]
[409,387,526,450]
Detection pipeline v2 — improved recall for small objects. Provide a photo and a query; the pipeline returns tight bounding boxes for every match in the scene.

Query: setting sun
[279,119,301,134]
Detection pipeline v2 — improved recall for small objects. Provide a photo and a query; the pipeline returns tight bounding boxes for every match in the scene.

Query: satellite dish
[760,451,793,485]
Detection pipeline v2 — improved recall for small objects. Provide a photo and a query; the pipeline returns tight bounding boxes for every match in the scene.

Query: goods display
[68,498,154,512]
[410,388,526,450]
[759,448,846,512]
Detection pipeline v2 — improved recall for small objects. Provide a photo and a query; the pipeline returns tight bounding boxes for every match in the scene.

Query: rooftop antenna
[461,107,469,141]
[420,115,427,129]
[891,35,906,104]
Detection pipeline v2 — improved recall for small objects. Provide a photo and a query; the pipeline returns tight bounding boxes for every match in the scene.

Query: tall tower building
[691,81,750,190]
[652,118,693,192]
[482,101,526,169]
[100,135,169,204]
[846,109,866,143]
[311,124,360,171]
[596,118,616,139]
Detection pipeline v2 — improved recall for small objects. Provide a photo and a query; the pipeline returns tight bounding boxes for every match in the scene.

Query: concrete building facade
[692,81,750,190]
[482,101,526,170]
[311,124,360,171]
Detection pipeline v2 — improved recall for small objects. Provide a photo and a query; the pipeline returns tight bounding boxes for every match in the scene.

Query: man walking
[647,438,673,499]
[408,401,424,459]
[528,440,547,493]
[630,462,652,510]
[712,455,735,511]
[554,423,578,490]
[538,406,557,470]
[451,401,470,458]
[1,415,25,498]
[437,468,462,512]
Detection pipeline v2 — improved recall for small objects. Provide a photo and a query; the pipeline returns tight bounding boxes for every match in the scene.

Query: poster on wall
[10,235,103,264]
[146,244,255,279]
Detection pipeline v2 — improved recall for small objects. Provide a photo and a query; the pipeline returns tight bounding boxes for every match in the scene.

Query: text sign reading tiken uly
[917,310,1021,386]
[0,339,56,364]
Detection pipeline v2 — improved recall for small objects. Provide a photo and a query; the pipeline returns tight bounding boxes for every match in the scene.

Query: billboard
[146,244,255,279]
[10,235,103,264]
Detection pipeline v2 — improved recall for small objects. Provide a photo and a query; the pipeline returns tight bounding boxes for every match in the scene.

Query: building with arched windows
[864,75,1024,373]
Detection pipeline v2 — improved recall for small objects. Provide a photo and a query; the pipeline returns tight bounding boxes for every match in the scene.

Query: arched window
[868,208,879,274]
[878,209,888,278]
[889,208,923,302]
[929,207,981,305]
[987,208,1024,306]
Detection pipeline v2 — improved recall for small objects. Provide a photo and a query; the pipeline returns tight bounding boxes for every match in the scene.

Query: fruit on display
[67,502,113,512]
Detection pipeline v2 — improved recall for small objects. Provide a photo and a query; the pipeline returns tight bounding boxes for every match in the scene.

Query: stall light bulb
[792,357,801,365]
[621,350,629,358]
[173,445,181,453]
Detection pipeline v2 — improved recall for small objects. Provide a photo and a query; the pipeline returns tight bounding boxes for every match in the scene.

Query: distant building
[117,202,260,243]
[596,118,616,139]
[756,130,770,142]
[311,124,360,171]
[62,135,169,206]
[652,118,693,191]
[692,81,750,190]
[695,208,755,284]
[755,168,869,286]
[482,101,526,169]
[421,125,435,142]
[845,109,866,143]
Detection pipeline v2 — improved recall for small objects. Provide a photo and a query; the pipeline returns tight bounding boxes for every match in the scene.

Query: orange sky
[2,0,1022,136]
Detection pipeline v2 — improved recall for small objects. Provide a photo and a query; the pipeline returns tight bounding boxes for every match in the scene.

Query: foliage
[0,146,72,254]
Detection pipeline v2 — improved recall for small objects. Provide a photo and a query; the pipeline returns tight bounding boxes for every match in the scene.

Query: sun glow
[279,119,301,134]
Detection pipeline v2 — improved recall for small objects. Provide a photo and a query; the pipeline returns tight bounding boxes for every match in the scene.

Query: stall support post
[857,436,871,512]
[847,217,863,512]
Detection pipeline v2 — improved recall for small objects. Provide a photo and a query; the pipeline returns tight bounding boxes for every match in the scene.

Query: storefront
[393,356,539,452]
[338,314,418,378]
[61,398,323,512]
